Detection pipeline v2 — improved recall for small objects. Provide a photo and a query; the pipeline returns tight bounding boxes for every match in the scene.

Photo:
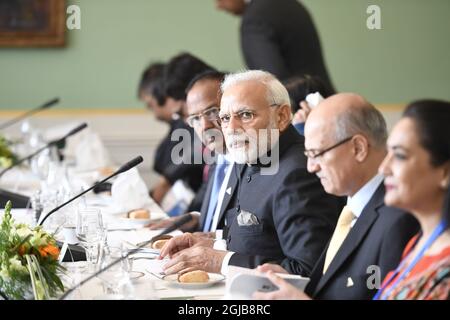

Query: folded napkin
[305,92,325,108]
[110,168,151,212]
[74,130,111,171]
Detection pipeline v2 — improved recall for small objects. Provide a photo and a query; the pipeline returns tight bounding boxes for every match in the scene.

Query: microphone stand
[0,98,60,130]
[38,156,143,226]
[0,122,87,179]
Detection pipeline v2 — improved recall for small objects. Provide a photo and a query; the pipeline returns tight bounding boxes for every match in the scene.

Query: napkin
[74,130,111,171]
[305,92,325,108]
[110,168,151,212]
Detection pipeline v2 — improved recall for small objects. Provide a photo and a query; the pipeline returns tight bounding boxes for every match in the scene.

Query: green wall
[0,0,449,109]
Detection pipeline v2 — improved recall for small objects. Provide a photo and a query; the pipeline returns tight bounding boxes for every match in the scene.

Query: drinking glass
[97,246,135,299]
[75,208,104,273]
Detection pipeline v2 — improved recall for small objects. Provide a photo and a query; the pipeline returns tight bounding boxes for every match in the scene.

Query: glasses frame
[218,103,281,128]
[304,136,353,159]
[185,106,220,128]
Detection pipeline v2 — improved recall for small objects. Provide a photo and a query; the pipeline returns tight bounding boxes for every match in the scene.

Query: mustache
[226,133,249,145]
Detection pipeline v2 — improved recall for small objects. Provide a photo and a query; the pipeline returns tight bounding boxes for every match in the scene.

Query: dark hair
[138,62,167,106]
[185,69,227,94]
[164,53,214,101]
[283,75,335,113]
[403,99,450,167]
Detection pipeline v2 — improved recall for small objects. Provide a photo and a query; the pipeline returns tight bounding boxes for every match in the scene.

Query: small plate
[162,273,225,289]
[117,216,153,228]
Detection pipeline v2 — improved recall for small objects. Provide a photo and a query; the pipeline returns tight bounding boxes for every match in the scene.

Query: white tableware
[162,273,225,289]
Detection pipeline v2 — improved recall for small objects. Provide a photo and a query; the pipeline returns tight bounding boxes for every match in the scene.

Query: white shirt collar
[244,0,252,4]
[347,174,384,219]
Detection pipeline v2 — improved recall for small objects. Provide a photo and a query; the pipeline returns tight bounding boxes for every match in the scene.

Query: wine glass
[75,208,104,273]
[96,246,135,299]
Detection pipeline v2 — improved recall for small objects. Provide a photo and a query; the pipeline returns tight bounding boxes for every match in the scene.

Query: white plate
[117,216,153,228]
[162,273,225,289]
[103,206,167,224]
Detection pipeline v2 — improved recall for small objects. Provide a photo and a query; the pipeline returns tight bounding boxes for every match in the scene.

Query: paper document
[225,266,309,299]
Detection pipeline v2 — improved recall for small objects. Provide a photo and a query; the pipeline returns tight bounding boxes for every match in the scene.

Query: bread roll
[128,209,150,219]
[178,270,209,283]
[151,239,170,249]
[99,166,115,176]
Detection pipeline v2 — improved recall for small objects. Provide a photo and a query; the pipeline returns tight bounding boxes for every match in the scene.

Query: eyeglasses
[304,136,353,159]
[219,104,280,127]
[185,106,220,127]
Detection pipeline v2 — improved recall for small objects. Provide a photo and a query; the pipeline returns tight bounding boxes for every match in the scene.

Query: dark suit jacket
[305,184,419,300]
[241,0,334,89]
[196,162,240,232]
[223,125,346,276]
[153,118,204,192]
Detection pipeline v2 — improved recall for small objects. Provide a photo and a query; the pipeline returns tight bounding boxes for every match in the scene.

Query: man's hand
[292,101,312,125]
[256,263,289,274]
[147,213,199,231]
[192,231,215,238]
[252,271,312,300]
[159,233,214,259]
[162,246,228,275]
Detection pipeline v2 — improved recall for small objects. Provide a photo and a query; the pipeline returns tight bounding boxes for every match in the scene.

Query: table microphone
[38,156,144,226]
[0,98,60,130]
[0,122,88,179]
[59,213,193,300]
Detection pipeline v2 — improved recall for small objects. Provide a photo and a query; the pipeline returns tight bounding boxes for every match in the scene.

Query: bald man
[255,93,419,300]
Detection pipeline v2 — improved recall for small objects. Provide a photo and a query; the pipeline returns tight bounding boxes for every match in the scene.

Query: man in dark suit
[159,70,344,277]
[254,93,419,300]
[215,0,334,89]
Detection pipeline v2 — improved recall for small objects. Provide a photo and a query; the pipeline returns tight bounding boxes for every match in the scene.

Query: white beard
[225,119,278,165]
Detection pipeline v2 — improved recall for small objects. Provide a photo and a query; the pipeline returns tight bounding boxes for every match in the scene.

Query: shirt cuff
[220,252,235,276]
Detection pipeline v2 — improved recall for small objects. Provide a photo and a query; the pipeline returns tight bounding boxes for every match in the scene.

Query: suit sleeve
[241,18,290,80]
[229,168,343,276]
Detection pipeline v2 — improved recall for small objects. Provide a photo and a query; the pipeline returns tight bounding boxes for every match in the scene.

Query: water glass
[75,208,104,272]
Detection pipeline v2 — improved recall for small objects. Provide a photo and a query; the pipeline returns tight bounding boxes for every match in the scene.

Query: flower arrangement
[0,136,18,169]
[0,201,65,300]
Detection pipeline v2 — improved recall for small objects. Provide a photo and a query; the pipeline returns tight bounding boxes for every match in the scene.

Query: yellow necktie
[323,206,355,274]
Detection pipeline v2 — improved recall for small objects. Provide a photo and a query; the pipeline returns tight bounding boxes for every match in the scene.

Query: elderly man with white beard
[158,70,345,277]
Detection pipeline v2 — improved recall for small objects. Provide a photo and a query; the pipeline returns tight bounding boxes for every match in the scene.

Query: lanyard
[373,220,447,300]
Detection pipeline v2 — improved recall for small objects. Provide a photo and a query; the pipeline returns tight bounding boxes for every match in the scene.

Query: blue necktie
[202,160,228,232]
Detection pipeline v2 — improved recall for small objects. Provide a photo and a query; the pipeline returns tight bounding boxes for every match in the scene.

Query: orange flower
[38,245,60,260]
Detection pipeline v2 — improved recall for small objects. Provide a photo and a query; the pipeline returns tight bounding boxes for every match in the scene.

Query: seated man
[149,70,239,233]
[138,54,212,209]
[159,70,345,277]
[254,93,419,300]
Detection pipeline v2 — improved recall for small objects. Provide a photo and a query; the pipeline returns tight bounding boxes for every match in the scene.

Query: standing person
[215,0,334,89]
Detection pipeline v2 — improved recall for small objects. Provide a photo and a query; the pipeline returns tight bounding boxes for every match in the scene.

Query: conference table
[0,166,227,300]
